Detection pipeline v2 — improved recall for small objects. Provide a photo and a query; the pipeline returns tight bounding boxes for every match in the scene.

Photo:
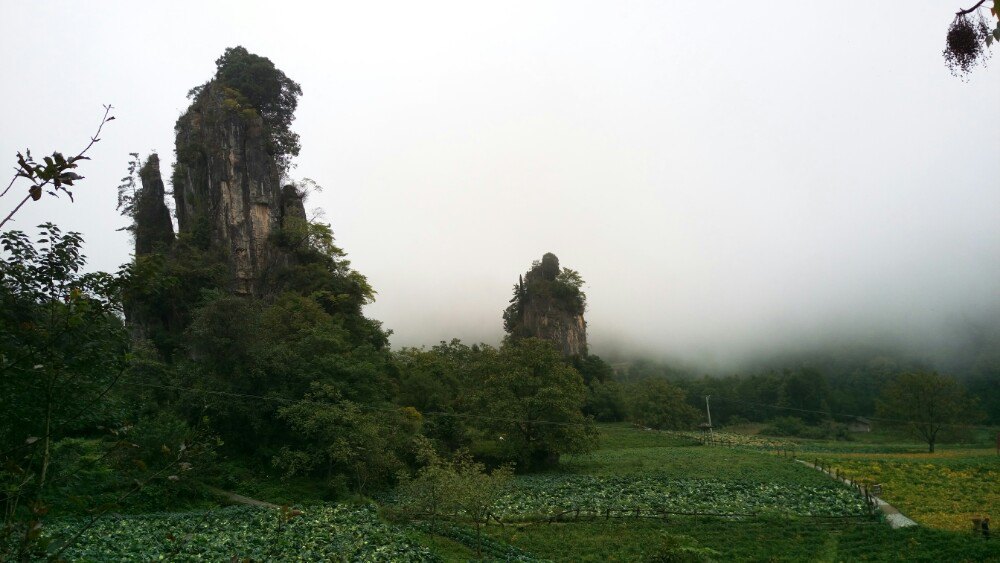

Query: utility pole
[705,395,713,436]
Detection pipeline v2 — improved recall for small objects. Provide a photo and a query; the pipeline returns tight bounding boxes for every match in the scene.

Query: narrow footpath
[200,484,280,509]
[795,459,918,529]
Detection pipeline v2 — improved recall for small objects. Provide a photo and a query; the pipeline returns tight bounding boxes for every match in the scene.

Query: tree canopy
[876,371,981,452]
[187,46,303,170]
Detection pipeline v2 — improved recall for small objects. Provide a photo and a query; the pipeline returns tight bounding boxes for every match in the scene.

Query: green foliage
[395,440,514,558]
[392,339,597,469]
[114,152,141,224]
[274,383,420,493]
[625,379,700,430]
[412,521,534,561]
[41,425,215,517]
[760,417,851,440]
[396,440,514,556]
[553,267,587,313]
[470,338,597,469]
[572,354,614,387]
[0,223,127,460]
[484,516,1000,563]
[642,532,720,563]
[492,474,866,519]
[392,341,473,451]
[1,106,113,230]
[876,371,981,452]
[583,380,628,422]
[163,290,392,458]
[119,235,228,359]
[267,218,382,341]
[395,438,461,526]
[34,504,438,561]
[211,46,302,170]
[668,361,904,428]
[538,252,560,280]
[0,225,229,557]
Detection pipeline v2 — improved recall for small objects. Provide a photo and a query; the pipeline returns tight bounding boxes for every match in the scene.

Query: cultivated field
[816,449,999,532]
[48,424,997,561]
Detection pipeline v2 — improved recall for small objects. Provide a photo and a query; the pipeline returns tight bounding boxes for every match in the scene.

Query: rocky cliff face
[171,82,306,295]
[504,253,588,357]
[134,154,174,256]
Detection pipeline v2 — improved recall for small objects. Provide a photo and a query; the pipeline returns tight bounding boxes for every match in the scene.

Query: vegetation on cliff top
[503,252,587,336]
[183,46,302,172]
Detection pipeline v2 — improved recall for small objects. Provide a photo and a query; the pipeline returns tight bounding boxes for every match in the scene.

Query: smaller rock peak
[504,252,588,357]
[133,153,174,256]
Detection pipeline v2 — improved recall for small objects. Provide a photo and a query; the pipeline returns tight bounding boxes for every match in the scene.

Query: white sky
[2,1,998,368]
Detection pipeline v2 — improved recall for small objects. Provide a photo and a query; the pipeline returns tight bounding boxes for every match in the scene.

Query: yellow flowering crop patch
[817,450,998,532]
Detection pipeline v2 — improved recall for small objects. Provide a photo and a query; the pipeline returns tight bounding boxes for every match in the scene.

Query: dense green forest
[1,47,996,560]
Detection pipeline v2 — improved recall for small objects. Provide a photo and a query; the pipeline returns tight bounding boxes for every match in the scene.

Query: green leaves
[2,106,111,229]
[39,504,439,561]
[471,338,597,469]
[209,47,302,172]
[491,474,867,520]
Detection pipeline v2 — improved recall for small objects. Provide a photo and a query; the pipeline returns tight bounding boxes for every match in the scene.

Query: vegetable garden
[28,424,998,561]
[498,475,868,520]
[38,505,438,562]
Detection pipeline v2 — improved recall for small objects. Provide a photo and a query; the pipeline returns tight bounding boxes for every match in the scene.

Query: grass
[563,440,834,485]
[405,528,477,561]
[483,516,999,562]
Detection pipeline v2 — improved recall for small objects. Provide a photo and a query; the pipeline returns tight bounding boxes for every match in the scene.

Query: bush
[761,417,852,441]
[760,416,807,437]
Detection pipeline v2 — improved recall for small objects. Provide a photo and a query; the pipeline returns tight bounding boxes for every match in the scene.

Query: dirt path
[200,484,280,509]
[795,459,917,529]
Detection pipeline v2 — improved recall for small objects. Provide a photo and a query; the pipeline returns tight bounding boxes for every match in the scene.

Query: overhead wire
[117,379,595,429]
[120,378,1000,434]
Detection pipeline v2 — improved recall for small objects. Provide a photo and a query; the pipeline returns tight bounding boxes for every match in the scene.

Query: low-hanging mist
[2,2,997,377]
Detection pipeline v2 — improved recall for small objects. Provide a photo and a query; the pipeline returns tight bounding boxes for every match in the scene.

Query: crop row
[498,475,868,519]
[39,504,439,562]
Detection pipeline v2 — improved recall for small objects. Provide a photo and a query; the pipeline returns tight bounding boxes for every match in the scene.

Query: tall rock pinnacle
[169,48,306,295]
[133,154,174,256]
[503,252,588,357]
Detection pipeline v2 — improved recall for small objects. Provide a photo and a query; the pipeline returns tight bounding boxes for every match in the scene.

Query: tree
[396,439,512,557]
[188,46,302,171]
[778,368,831,425]
[943,1,1000,78]
[472,338,596,468]
[274,382,419,494]
[449,454,512,557]
[0,224,128,558]
[626,379,700,430]
[876,372,980,452]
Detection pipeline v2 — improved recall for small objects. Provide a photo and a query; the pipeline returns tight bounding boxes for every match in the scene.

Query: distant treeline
[614,351,999,427]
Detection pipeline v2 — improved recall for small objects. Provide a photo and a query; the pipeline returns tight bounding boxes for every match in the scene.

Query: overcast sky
[2,1,998,368]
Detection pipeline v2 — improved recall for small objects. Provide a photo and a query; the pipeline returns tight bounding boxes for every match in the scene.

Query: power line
[117,380,596,429]
[122,379,1000,434]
